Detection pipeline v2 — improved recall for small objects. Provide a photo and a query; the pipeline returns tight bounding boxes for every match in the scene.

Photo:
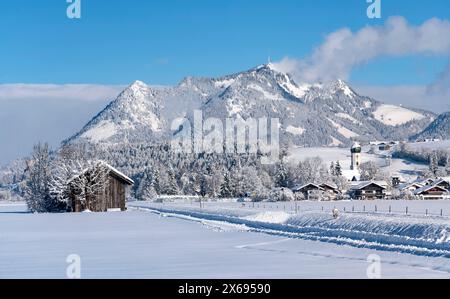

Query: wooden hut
[68,162,134,212]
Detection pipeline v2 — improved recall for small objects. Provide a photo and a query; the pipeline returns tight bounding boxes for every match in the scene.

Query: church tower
[350,142,362,170]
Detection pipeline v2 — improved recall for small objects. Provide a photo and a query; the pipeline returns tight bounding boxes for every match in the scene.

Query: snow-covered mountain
[66,64,436,147]
[412,112,450,141]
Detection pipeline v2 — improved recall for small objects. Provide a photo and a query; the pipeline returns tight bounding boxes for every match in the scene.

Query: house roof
[414,184,448,195]
[319,182,338,190]
[398,182,423,190]
[432,178,450,186]
[104,163,134,185]
[293,183,324,192]
[351,181,387,190]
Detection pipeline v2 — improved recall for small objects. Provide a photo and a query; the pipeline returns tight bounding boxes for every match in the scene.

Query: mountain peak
[128,80,148,90]
[325,79,356,98]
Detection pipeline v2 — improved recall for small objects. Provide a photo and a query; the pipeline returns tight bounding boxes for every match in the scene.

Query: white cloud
[0,84,125,166]
[273,16,450,83]
[0,84,124,102]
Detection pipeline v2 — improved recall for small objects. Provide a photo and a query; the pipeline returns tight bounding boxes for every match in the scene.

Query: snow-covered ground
[1,202,450,278]
[407,140,450,151]
[129,201,450,257]
[372,104,425,126]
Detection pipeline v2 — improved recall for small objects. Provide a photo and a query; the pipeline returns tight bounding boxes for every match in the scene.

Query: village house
[398,182,424,193]
[414,185,450,200]
[378,142,391,151]
[293,183,341,201]
[319,183,341,201]
[391,175,407,187]
[293,183,324,201]
[68,162,134,212]
[349,181,387,200]
[431,178,450,190]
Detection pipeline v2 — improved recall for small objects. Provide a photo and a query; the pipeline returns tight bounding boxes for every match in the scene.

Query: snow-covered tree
[275,162,289,188]
[270,187,294,202]
[334,161,342,176]
[329,162,335,176]
[220,172,233,198]
[359,161,382,181]
[429,152,439,177]
[67,161,111,211]
[24,143,64,213]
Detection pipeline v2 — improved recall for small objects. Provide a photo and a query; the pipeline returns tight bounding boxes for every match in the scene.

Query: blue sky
[1,0,450,166]
[1,0,449,85]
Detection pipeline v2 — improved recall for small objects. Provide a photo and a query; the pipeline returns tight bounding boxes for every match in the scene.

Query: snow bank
[130,203,450,258]
[244,211,292,224]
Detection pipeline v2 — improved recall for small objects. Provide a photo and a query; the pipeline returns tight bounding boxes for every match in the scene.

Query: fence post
[389,206,391,214]
[375,205,377,213]
[363,205,366,212]
[406,206,408,215]
[426,209,428,216]
[441,209,443,217]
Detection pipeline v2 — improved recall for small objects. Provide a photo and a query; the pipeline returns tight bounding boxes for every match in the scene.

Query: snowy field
[1,202,450,278]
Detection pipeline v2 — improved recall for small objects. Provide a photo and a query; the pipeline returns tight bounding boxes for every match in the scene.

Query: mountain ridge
[65,64,436,148]
[412,112,450,141]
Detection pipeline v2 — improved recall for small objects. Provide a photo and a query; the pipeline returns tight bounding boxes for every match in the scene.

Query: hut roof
[68,161,134,186]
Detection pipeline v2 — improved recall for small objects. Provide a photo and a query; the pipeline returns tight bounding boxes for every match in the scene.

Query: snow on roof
[102,162,134,185]
[319,182,338,190]
[351,181,387,190]
[433,177,450,185]
[397,182,423,190]
[414,184,448,195]
[351,142,361,149]
[68,161,134,185]
[342,169,361,181]
[293,183,324,191]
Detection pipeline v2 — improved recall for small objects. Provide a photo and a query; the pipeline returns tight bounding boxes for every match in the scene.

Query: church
[342,142,362,182]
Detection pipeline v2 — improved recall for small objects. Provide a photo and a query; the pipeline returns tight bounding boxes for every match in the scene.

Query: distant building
[319,183,341,201]
[414,185,449,200]
[432,178,450,190]
[293,183,341,201]
[293,183,324,201]
[391,175,407,187]
[378,143,391,151]
[350,181,387,200]
[397,182,423,192]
